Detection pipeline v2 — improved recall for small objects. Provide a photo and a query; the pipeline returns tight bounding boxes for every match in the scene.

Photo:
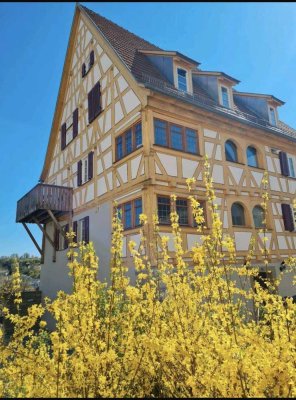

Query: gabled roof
[192,70,240,85]
[233,90,285,106]
[79,5,169,82]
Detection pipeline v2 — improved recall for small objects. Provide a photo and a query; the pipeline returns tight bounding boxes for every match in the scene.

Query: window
[55,224,69,251]
[231,203,245,226]
[176,199,188,225]
[221,86,230,108]
[88,82,101,124]
[82,50,94,78]
[253,205,265,228]
[154,119,199,154]
[247,146,258,168]
[281,204,295,232]
[171,125,183,150]
[117,198,142,230]
[115,122,142,161]
[61,109,79,151]
[288,157,296,178]
[82,157,88,185]
[73,217,89,243]
[225,140,238,163]
[157,196,171,224]
[157,196,205,227]
[269,107,276,126]
[77,152,94,187]
[177,68,187,92]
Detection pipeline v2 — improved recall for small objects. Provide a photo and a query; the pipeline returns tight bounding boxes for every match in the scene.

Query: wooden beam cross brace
[33,217,56,249]
[47,209,67,239]
[22,223,42,256]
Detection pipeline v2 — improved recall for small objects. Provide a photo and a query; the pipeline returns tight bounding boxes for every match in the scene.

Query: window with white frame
[82,156,89,185]
[221,86,230,108]
[177,68,187,92]
[288,156,296,178]
[269,107,277,126]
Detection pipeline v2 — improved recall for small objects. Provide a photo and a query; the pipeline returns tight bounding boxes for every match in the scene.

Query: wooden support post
[22,223,42,256]
[41,230,45,264]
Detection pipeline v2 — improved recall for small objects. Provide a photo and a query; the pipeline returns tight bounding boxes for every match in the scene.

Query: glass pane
[221,87,229,108]
[186,128,197,153]
[116,136,123,160]
[253,206,264,228]
[247,146,258,167]
[170,125,183,150]
[125,129,132,155]
[158,197,171,224]
[231,203,245,226]
[289,158,295,178]
[225,140,238,162]
[154,119,167,146]
[134,198,142,226]
[269,108,276,126]
[178,68,187,92]
[176,199,188,225]
[135,123,142,148]
[124,202,132,229]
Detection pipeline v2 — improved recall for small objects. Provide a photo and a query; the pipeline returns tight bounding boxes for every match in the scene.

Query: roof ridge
[79,4,162,51]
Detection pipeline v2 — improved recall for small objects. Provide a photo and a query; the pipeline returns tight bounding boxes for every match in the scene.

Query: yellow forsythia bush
[0,159,296,398]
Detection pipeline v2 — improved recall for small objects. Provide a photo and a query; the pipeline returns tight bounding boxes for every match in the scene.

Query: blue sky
[1,2,296,256]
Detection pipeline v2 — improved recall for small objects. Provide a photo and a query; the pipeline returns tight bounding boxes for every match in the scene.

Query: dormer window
[269,106,277,126]
[177,68,187,92]
[221,86,230,108]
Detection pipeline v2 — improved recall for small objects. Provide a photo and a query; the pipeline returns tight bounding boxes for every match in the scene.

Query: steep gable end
[41,5,145,183]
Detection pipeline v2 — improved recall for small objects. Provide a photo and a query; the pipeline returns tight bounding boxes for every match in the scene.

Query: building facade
[16,4,296,304]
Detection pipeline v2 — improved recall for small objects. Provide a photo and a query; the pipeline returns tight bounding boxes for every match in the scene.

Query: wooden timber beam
[33,217,56,249]
[22,223,42,256]
[47,209,67,240]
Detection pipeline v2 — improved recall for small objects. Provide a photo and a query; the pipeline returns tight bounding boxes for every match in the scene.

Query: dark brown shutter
[88,88,94,123]
[279,151,289,176]
[77,160,82,187]
[64,224,69,249]
[73,108,79,138]
[84,216,89,243]
[82,63,86,78]
[93,82,101,119]
[88,151,94,180]
[61,123,66,150]
[73,221,78,243]
[281,204,294,232]
[54,228,59,251]
[89,50,94,67]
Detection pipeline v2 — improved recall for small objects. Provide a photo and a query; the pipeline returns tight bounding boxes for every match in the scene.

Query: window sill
[226,160,245,166]
[82,65,93,79]
[248,165,265,171]
[78,178,92,188]
[153,144,200,157]
[113,145,143,165]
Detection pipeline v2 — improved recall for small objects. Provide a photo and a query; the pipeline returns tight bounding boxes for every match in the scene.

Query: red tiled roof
[80,5,168,82]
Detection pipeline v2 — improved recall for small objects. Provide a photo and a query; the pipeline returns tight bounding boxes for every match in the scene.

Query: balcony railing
[16,183,73,224]
[139,72,287,136]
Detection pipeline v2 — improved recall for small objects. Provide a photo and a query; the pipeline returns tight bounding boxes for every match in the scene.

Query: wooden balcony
[16,183,73,224]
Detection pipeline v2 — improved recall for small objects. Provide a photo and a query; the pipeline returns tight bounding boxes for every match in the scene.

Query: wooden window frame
[154,118,199,155]
[157,195,206,227]
[115,121,142,162]
[116,197,142,230]
[82,50,95,78]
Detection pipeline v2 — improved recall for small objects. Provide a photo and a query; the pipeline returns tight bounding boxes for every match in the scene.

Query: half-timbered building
[16,4,296,304]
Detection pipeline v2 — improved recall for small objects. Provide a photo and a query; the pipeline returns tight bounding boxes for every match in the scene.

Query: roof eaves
[144,82,296,144]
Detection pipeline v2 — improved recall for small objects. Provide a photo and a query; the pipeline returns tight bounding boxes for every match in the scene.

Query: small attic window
[221,86,230,108]
[269,106,277,126]
[177,68,187,92]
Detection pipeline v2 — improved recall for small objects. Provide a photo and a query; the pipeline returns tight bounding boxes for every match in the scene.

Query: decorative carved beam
[22,223,42,256]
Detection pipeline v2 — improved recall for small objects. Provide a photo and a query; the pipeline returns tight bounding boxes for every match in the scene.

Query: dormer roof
[193,70,240,85]
[233,90,285,106]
